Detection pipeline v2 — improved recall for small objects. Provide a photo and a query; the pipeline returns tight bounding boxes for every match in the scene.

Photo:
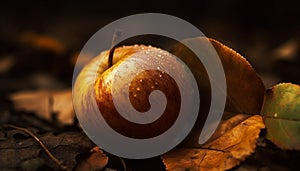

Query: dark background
[1,0,299,92]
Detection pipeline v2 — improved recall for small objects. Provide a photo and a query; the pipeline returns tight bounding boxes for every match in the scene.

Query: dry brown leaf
[162,115,265,171]
[10,89,74,125]
[209,38,265,114]
[210,40,264,114]
[272,38,299,60]
[169,37,265,115]
[74,146,109,171]
[20,32,66,55]
[0,130,94,170]
[170,37,265,151]
[0,56,15,74]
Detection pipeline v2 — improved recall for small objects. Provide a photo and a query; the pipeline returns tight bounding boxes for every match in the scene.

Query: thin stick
[108,30,122,68]
[119,156,127,171]
[2,124,67,170]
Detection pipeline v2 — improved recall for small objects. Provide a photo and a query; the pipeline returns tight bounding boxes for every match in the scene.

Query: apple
[73,44,198,140]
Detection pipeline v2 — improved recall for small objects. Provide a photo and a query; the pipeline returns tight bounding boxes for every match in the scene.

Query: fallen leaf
[74,146,109,171]
[169,37,265,115]
[163,38,266,170]
[162,115,265,171]
[170,38,265,147]
[272,38,299,61]
[0,129,94,170]
[209,38,265,114]
[261,83,300,150]
[0,56,15,74]
[20,32,66,55]
[10,89,74,125]
[19,158,44,171]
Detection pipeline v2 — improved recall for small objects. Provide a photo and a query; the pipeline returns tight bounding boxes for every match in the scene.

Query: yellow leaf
[162,115,265,171]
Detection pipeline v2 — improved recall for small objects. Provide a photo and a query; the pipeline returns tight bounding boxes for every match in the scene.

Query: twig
[118,156,127,171]
[2,124,67,170]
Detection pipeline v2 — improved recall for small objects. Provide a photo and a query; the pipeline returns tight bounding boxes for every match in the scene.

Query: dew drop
[133,94,137,98]
[139,79,143,83]
[151,85,155,89]
[157,66,160,70]
[159,74,162,78]
[136,87,141,91]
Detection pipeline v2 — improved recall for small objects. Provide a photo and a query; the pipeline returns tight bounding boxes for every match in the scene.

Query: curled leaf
[163,38,266,170]
[261,83,300,150]
[209,38,265,114]
[170,37,265,115]
[170,38,265,147]
[162,115,265,171]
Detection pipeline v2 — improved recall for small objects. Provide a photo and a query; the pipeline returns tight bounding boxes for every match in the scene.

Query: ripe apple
[73,44,198,139]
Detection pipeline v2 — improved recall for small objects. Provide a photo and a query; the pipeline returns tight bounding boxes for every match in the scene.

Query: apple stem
[108,46,115,68]
[108,30,122,68]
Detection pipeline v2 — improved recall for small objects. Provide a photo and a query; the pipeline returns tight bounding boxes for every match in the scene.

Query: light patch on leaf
[10,89,74,125]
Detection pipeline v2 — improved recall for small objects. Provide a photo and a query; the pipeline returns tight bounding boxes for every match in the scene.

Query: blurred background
[0,1,299,170]
[0,0,299,93]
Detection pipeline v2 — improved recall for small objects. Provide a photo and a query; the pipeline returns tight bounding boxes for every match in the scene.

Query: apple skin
[95,45,182,139]
[96,68,180,139]
[74,45,195,139]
